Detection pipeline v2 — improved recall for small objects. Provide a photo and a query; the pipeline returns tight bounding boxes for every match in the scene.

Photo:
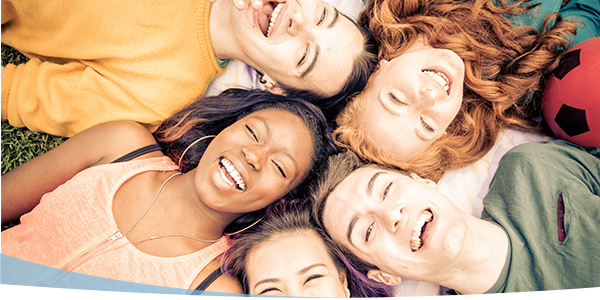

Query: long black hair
[154,88,338,234]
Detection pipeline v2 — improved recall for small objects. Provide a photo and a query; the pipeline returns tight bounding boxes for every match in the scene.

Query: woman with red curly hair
[335,0,599,181]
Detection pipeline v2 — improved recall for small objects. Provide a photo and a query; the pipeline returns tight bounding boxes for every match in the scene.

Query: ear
[260,74,287,95]
[367,269,402,286]
[338,270,351,297]
[410,173,437,187]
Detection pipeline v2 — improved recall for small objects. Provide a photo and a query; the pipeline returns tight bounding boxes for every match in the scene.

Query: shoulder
[189,255,243,295]
[204,272,243,294]
[76,121,162,165]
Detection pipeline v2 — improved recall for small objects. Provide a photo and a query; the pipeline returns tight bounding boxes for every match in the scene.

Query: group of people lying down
[2,0,599,296]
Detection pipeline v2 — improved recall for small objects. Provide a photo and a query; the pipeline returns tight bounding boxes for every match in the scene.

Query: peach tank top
[1,156,227,289]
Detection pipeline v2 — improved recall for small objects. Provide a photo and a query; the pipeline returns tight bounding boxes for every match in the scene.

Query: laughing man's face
[228,0,364,97]
[322,166,472,282]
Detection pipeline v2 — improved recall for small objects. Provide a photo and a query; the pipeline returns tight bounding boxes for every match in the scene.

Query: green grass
[2,44,67,230]
[1,44,67,175]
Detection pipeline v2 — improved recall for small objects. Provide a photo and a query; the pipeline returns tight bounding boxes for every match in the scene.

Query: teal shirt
[507,0,599,46]
[481,140,600,293]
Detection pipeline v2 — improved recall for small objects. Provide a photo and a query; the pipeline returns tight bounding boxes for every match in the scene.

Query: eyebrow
[299,8,339,79]
[346,171,384,246]
[366,171,384,197]
[347,213,359,247]
[253,278,280,290]
[327,8,340,29]
[299,263,327,274]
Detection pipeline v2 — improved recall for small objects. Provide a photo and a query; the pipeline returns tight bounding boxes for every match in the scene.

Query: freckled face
[194,108,314,214]
[246,230,350,297]
[355,37,465,161]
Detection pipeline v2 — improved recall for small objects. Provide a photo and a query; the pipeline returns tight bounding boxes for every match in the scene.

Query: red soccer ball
[542,37,600,148]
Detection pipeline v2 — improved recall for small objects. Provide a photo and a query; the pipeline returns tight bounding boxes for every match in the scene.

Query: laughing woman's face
[246,230,350,297]
[193,108,313,214]
[355,37,465,161]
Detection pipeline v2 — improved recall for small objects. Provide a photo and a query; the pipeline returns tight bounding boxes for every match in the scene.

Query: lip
[253,1,288,38]
[422,67,453,96]
[217,156,248,192]
[407,208,435,252]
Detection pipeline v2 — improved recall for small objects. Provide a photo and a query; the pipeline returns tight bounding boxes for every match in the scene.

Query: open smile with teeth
[258,2,285,37]
[266,3,284,37]
[219,158,246,191]
[410,209,433,251]
[423,70,450,94]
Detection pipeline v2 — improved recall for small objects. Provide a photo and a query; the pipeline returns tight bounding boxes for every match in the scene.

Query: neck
[439,217,509,294]
[209,0,240,61]
[155,171,242,239]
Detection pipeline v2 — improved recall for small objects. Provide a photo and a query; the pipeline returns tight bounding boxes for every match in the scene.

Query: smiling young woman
[333,0,598,181]
[222,199,393,297]
[1,89,337,293]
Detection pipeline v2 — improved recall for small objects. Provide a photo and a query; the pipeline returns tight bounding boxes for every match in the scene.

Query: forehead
[246,230,334,277]
[325,167,383,215]
[303,14,364,96]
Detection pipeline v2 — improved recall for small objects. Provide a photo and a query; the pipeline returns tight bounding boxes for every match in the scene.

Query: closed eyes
[298,43,309,67]
[272,159,287,178]
[316,7,327,26]
[246,125,258,141]
[259,287,281,295]
[365,222,374,242]
[383,182,392,200]
[305,274,324,284]
[420,117,434,132]
[389,92,407,105]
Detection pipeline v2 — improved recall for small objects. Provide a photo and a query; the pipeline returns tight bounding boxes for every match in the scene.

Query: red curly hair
[335,0,578,181]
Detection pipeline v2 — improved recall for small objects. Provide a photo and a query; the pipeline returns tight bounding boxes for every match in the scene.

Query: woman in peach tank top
[1,88,336,293]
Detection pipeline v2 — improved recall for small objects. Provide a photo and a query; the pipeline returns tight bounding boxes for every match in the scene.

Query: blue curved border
[0,254,240,297]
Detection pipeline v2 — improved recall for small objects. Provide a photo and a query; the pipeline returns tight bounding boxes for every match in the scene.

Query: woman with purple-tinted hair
[222,199,394,297]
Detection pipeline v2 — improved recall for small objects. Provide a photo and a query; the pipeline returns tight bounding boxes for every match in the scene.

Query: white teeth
[410,210,433,251]
[266,3,284,37]
[423,70,449,93]
[220,158,246,191]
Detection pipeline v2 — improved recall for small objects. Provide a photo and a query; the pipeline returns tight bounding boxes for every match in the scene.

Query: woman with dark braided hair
[1,88,336,293]
[334,0,599,181]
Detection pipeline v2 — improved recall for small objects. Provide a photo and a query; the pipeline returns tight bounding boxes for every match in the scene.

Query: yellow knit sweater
[1,0,224,136]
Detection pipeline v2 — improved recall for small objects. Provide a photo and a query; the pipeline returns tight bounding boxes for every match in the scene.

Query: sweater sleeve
[2,58,175,137]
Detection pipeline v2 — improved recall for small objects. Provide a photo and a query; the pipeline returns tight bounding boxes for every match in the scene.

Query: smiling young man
[1,0,374,137]
[311,140,600,294]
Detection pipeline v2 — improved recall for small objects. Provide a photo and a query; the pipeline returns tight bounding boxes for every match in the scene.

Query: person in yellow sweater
[1,0,374,137]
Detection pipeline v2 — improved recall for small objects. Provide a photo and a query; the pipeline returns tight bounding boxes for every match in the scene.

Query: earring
[178,135,216,170]
[259,75,267,84]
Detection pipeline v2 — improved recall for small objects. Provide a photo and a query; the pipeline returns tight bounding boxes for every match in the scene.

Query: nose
[289,285,316,297]
[414,86,437,110]
[380,206,405,234]
[286,10,309,36]
[242,145,267,171]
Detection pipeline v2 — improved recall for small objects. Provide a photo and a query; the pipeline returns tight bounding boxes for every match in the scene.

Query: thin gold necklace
[121,172,223,244]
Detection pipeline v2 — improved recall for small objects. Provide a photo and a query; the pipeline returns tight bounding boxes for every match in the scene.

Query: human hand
[208,0,284,11]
